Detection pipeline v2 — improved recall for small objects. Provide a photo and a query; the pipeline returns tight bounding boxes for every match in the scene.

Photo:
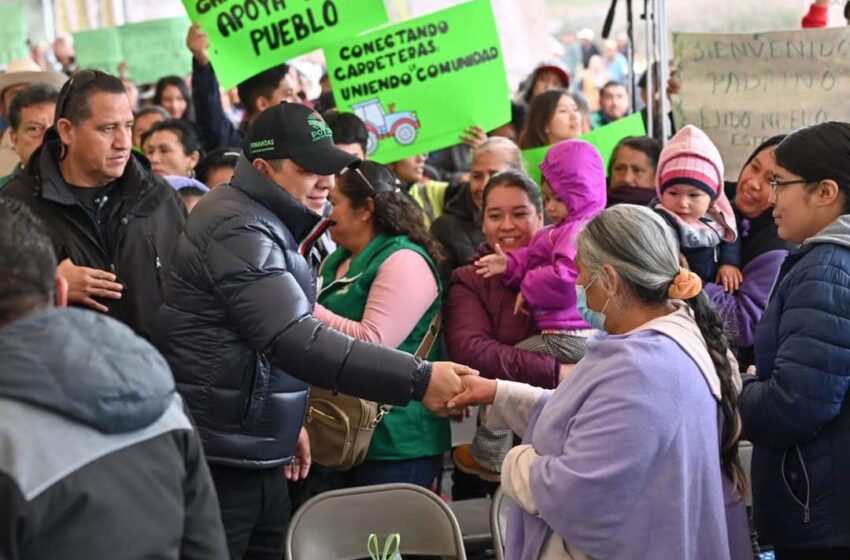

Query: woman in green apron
[313,161,450,488]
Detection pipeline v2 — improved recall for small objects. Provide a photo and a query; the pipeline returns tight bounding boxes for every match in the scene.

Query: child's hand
[513,292,529,316]
[716,264,743,293]
[475,244,508,278]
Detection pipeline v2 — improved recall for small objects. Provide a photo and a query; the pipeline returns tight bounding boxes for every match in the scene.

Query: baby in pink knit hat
[654,125,742,292]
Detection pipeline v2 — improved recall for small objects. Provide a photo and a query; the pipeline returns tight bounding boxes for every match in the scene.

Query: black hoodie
[430,184,484,272]
[0,308,227,559]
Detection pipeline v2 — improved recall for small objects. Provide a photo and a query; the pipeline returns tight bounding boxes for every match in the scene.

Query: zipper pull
[155,256,162,270]
[804,507,811,524]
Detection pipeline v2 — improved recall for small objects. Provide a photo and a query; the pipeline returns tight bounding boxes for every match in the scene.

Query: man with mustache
[1,70,185,341]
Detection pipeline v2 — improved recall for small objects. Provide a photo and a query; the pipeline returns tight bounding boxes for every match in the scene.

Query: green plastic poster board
[120,18,193,84]
[0,1,29,66]
[182,0,389,90]
[522,113,647,184]
[74,17,192,84]
[73,28,122,76]
[325,0,510,164]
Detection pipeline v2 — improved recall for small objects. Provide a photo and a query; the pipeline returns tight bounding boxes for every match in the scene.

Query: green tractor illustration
[352,98,420,155]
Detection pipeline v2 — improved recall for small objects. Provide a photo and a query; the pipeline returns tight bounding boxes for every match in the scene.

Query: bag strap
[413,310,442,359]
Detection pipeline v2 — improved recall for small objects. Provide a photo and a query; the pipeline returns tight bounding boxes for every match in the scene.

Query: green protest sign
[325,0,510,164]
[522,113,647,184]
[182,0,389,90]
[120,18,193,84]
[0,1,29,66]
[73,28,123,76]
[74,17,192,84]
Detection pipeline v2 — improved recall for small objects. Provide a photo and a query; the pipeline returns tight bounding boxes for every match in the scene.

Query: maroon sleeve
[444,268,559,389]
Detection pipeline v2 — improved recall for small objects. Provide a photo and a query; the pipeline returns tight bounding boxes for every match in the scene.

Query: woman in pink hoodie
[476,139,607,362]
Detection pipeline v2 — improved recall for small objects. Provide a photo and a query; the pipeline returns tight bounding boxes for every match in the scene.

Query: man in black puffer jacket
[156,103,475,559]
[2,70,185,341]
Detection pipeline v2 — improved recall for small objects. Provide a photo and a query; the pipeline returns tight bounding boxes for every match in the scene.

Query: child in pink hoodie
[653,125,741,292]
[476,139,607,362]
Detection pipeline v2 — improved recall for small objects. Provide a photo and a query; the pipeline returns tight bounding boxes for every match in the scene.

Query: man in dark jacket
[1,70,185,341]
[0,197,227,560]
[186,22,298,151]
[156,102,475,558]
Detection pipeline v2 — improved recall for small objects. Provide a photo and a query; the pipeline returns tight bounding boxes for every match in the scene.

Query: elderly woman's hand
[475,244,508,278]
[448,375,498,410]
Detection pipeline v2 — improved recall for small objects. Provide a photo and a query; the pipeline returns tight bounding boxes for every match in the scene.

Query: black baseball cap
[243,102,360,175]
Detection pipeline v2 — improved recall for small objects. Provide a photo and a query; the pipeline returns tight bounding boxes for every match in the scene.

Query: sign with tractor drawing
[325,0,510,164]
[352,99,420,155]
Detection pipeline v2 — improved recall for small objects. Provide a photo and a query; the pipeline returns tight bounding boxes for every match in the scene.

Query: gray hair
[472,137,524,172]
[576,205,680,298]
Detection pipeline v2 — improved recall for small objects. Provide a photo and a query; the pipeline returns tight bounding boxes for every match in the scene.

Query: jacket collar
[230,156,325,244]
[29,139,153,207]
[444,184,482,226]
[804,214,850,249]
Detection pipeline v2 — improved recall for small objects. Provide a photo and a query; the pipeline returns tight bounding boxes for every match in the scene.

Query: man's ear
[55,275,69,308]
[254,95,272,114]
[56,118,74,146]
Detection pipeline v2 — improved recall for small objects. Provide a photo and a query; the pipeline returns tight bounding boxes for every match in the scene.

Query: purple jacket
[704,208,791,368]
[507,331,751,560]
[445,245,559,389]
[503,140,607,331]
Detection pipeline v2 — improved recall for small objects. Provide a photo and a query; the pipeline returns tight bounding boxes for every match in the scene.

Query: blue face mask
[576,277,610,331]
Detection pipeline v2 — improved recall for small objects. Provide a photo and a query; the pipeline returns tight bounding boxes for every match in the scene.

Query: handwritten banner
[674,27,850,180]
[182,0,388,90]
[325,0,510,164]
[522,113,646,184]
[74,17,192,84]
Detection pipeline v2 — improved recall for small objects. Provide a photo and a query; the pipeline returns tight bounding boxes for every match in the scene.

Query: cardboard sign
[674,27,850,180]
[325,0,510,164]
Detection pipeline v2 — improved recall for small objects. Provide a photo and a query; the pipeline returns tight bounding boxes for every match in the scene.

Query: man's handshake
[422,363,500,415]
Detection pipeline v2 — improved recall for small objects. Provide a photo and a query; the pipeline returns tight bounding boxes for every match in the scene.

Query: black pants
[774,547,850,560]
[209,465,291,560]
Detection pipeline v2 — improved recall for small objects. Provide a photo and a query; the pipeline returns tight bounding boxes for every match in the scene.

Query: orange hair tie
[668,268,702,300]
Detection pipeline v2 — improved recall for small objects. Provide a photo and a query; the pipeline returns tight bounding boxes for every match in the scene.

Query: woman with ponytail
[447,204,751,560]
[738,122,850,558]
[311,161,450,488]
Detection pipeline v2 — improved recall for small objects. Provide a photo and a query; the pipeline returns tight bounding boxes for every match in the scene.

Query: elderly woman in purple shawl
[449,205,751,560]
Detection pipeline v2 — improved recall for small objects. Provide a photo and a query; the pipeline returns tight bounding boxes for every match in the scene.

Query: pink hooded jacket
[503,140,607,331]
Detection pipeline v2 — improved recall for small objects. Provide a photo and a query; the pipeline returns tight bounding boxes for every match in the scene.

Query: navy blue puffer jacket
[155,157,432,469]
[740,214,850,548]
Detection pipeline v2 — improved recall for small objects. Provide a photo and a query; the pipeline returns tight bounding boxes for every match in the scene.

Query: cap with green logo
[243,102,360,175]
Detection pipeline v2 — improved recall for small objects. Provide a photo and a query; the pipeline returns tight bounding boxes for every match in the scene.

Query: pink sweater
[314,249,438,347]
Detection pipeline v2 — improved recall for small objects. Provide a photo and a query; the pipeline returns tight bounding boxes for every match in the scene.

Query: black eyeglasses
[55,70,99,122]
[769,177,816,196]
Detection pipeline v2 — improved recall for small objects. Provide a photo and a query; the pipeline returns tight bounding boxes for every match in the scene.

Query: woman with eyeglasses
[703,136,793,369]
[738,121,850,559]
[311,161,451,488]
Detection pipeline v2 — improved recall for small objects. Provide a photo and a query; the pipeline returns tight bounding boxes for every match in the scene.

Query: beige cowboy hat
[0,58,68,96]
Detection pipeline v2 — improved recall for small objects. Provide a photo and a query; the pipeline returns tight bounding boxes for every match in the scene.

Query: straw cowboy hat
[0,58,67,97]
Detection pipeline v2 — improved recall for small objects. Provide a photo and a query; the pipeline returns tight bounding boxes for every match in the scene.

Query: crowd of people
[0,4,849,560]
